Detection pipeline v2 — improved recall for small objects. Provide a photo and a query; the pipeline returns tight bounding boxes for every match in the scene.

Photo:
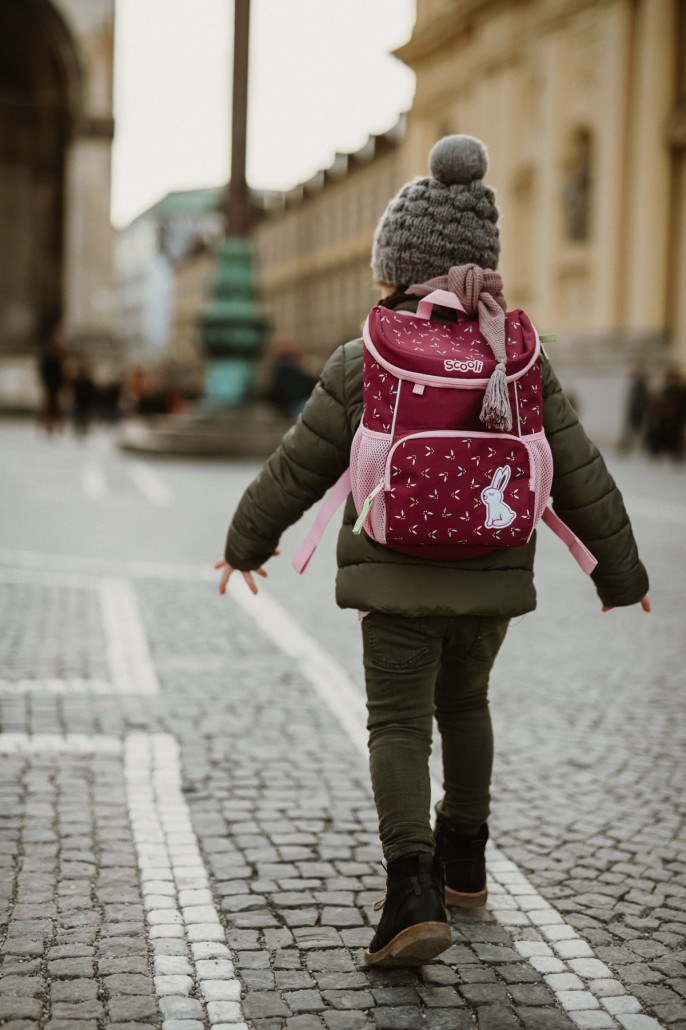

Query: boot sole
[363,921,451,967]
[445,885,488,909]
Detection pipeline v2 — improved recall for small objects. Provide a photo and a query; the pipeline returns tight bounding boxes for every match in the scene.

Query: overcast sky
[111,0,416,226]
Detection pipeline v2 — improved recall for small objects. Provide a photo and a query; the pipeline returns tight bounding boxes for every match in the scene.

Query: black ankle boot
[364,853,451,967]
[433,817,489,908]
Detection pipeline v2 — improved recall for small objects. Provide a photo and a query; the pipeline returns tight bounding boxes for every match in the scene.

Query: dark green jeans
[361,612,510,863]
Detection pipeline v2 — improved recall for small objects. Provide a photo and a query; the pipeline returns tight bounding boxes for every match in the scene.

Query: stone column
[619,0,675,336]
[582,2,632,333]
[532,34,564,333]
[665,0,686,370]
[62,120,116,350]
[671,148,686,368]
[56,0,116,353]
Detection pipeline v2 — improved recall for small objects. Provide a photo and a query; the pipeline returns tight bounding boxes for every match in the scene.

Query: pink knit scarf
[408,264,507,363]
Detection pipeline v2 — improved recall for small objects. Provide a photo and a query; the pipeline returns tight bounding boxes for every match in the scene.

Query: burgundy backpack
[293,285,596,575]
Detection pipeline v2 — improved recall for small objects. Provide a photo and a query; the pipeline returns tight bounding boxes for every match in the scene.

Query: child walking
[215,135,650,967]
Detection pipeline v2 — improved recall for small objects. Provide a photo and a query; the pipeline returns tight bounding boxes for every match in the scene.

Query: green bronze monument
[119,0,289,457]
[201,235,266,407]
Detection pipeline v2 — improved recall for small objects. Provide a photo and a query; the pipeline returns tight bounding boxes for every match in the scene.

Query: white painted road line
[82,460,107,499]
[99,577,160,694]
[0,564,97,588]
[0,678,113,694]
[124,733,248,1028]
[0,547,213,582]
[128,461,173,506]
[0,731,248,1028]
[0,733,122,754]
[230,584,369,757]
[0,567,158,698]
[227,582,665,1030]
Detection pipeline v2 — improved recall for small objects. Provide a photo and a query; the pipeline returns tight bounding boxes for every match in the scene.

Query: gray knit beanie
[371,134,500,286]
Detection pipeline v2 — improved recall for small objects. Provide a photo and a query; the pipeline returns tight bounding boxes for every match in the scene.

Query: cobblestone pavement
[0,422,684,1030]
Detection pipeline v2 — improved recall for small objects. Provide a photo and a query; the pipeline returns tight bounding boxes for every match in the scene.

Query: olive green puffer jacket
[225,340,648,617]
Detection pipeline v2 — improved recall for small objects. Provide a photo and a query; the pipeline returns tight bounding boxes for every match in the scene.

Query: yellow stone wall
[251,139,411,371]
[249,0,685,378]
[398,0,684,370]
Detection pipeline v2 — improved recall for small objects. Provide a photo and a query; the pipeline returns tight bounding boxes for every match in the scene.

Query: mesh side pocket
[525,436,554,523]
[350,427,390,543]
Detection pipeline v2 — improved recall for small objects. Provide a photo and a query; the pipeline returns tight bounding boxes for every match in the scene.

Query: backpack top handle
[416,289,467,320]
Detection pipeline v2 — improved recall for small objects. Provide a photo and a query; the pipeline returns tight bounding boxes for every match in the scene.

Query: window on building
[509,165,537,306]
[562,127,594,243]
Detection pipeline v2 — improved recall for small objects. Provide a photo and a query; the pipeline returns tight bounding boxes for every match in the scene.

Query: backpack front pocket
[384,432,536,551]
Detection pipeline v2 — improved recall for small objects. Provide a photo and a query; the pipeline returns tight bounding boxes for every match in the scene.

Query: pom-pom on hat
[371,134,500,287]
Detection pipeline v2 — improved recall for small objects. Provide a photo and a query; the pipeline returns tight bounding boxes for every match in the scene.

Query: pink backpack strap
[292,475,597,576]
[292,469,352,574]
[541,506,598,575]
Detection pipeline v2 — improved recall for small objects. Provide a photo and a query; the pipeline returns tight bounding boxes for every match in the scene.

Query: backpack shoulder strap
[541,506,597,574]
[292,469,352,574]
[292,476,598,577]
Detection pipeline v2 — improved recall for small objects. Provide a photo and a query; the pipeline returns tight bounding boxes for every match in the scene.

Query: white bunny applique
[481,465,516,529]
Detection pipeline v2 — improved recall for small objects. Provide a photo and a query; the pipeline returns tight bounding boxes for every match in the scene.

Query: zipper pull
[352,482,383,535]
[538,334,557,362]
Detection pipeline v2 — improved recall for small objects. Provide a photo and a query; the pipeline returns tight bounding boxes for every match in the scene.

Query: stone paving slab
[0,748,157,1026]
[0,542,684,1029]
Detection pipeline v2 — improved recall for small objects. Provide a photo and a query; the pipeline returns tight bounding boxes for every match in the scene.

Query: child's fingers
[603,597,652,614]
[218,566,232,595]
[242,572,258,595]
[216,559,267,595]
[215,558,231,595]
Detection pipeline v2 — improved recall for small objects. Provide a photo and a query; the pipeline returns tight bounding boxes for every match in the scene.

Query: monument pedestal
[118,401,291,459]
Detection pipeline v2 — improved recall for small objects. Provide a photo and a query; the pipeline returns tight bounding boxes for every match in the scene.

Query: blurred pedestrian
[100,376,123,424]
[37,332,67,435]
[215,136,650,967]
[647,365,686,461]
[165,390,187,415]
[125,365,149,415]
[269,343,318,421]
[619,362,651,452]
[70,361,97,437]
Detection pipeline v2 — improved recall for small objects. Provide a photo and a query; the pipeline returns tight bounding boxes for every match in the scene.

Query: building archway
[0,0,82,356]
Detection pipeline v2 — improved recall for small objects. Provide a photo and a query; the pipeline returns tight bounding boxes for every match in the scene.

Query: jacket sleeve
[542,359,649,607]
[224,344,354,571]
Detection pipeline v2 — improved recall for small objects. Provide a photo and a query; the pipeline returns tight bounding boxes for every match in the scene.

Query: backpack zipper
[383,430,541,490]
[353,481,383,535]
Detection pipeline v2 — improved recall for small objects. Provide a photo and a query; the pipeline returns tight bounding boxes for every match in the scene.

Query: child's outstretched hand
[602,596,651,613]
[214,551,280,596]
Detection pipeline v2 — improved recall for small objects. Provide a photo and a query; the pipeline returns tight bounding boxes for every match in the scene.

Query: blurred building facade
[115,188,223,392]
[245,0,685,436]
[398,0,686,380]
[250,120,409,371]
[0,0,116,408]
